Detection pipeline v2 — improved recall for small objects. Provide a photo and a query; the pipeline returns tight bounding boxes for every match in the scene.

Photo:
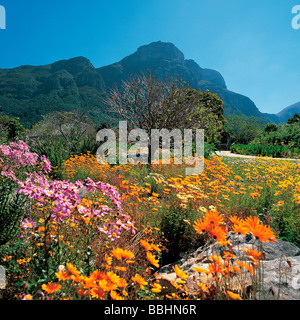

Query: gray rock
[156,237,300,300]
[257,256,300,300]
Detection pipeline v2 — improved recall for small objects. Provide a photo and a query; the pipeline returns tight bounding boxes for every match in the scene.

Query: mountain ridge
[0,41,297,127]
[97,41,272,123]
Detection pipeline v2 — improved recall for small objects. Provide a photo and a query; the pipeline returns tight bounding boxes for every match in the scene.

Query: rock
[261,240,300,260]
[257,256,300,300]
[156,236,300,300]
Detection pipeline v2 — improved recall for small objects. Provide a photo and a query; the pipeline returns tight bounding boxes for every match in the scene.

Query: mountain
[0,41,292,128]
[276,102,300,123]
[97,41,271,123]
[0,57,111,128]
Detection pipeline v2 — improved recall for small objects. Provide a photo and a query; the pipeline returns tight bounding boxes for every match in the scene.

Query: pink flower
[51,205,70,222]
[21,218,37,229]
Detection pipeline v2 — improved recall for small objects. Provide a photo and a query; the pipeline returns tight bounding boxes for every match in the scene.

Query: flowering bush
[0,141,51,245]
[0,141,136,299]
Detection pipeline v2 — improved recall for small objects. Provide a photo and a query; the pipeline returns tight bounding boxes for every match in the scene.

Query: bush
[230,143,300,158]
[0,140,51,245]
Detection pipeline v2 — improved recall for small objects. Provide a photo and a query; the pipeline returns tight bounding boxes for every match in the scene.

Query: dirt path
[215,150,300,162]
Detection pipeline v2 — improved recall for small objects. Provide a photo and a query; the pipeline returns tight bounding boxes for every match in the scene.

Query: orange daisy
[132,274,148,289]
[193,218,209,234]
[98,279,118,292]
[66,263,81,277]
[204,210,224,226]
[172,265,188,280]
[146,251,160,268]
[151,283,162,293]
[229,215,242,225]
[140,239,153,251]
[243,249,262,260]
[90,286,105,299]
[243,216,260,232]
[110,290,125,300]
[111,248,135,260]
[208,225,227,242]
[42,282,62,294]
[56,269,70,281]
[247,222,276,242]
[232,222,247,235]
[226,290,242,300]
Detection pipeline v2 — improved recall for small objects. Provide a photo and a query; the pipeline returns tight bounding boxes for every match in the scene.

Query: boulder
[156,234,300,300]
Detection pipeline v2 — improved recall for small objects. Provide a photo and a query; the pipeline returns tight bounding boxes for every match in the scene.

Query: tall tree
[106,72,225,140]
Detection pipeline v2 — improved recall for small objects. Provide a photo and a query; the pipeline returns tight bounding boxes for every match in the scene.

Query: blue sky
[0,0,299,114]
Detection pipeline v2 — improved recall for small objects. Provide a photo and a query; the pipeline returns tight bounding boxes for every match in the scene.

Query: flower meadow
[0,141,299,300]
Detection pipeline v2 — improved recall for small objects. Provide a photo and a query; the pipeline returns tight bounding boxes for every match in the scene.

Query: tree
[287,113,300,124]
[184,89,225,143]
[223,114,262,148]
[27,110,98,177]
[264,123,278,133]
[105,72,225,164]
[0,108,25,142]
[106,72,225,142]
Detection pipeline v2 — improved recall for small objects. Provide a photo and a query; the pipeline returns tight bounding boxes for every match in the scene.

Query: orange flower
[243,216,260,231]
[132,274,148,289]
[140,239,153,251]
[208,225,227,242]
[243,249,262,260]
[91,270,106,281]
[172,265,188,280]
[98,279,118,292]
[210,255,222,265]
[234,259,243,267]
[251,224,276,242]
[229,215,242,225]
[245,263,255,275]
[232,223,247,235]
[226,290,242,300]
[223,251,236,261]
[243,217,276,242]
[110,290,125,300]
[104,254,112,266]
[66,263,81,276]
[106,271,122,286]
[111,248,135,260]
[56,269,70,281]
[90,286,105,299]
[150,243,161,252]
[42,282,62,294]
[82,276,96,289]
[250,192,260,199]
[115,266,127,272]
[151,283,162,293]
[194,266,209,274]
[204,210,224,226]
[193,218,209,234]
[197,283,209,293]
[146,251,160,268]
